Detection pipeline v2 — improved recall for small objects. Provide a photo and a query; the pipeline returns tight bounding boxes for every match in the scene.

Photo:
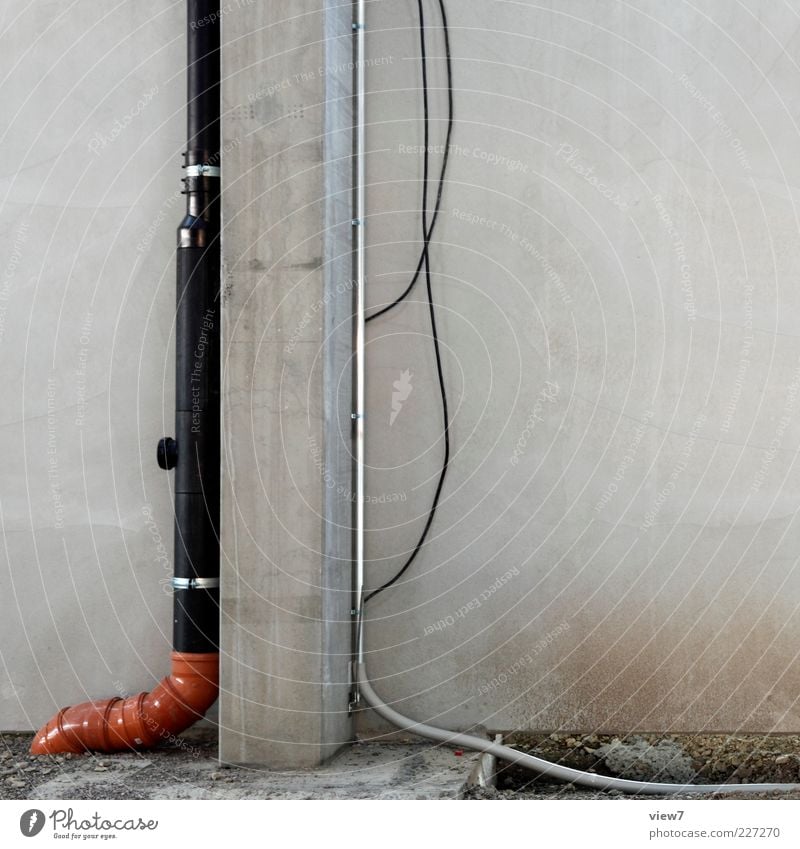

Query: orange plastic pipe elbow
[30,652,218,755]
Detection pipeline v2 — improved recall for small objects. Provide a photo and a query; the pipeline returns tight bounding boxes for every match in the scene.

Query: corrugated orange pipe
[30,652,218,755]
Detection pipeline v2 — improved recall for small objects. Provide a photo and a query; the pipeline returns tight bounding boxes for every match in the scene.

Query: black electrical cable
[365,0,453,323]
[365,0,452,605]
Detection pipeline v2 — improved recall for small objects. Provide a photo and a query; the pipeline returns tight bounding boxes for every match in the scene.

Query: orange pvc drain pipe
[30,2,221,757]
[30,653,218,755]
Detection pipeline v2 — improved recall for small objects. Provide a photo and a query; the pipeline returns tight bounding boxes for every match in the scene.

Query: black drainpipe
[30,2,222,755]
[159,0,221,656]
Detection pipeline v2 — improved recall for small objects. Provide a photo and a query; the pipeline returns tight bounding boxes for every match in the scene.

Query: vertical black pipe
[159,1,221,655]
[186,0,220,160]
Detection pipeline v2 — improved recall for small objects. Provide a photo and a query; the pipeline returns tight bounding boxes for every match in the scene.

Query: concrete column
[220,0,353,767]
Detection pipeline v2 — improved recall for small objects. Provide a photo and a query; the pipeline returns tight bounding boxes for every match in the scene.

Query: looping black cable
[365,0,452,605]
[365,0,453,324]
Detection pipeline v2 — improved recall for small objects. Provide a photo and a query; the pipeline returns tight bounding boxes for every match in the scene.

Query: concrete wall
[219,0,353,767]
[5,0,800,753]
[0,1,186,730]
[360,0,800,735]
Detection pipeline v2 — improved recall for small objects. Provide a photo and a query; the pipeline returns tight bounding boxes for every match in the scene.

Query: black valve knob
[157,437,178,470]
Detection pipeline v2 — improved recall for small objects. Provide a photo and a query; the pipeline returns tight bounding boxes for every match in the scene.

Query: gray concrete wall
[5,0,800,757]
[219,0,353,767]
[360,0,800,735]
[0,1,186,730]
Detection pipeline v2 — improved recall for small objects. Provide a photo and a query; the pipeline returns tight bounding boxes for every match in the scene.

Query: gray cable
[356,664,797,796]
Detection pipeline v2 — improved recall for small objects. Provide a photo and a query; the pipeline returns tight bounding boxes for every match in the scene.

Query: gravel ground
[0,730,217,800]
[5,729,800,800]
[466,732,800,800]
[0,732,474,800]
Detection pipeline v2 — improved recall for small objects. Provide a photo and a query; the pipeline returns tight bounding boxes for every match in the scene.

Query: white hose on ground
[356,664,797,796]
